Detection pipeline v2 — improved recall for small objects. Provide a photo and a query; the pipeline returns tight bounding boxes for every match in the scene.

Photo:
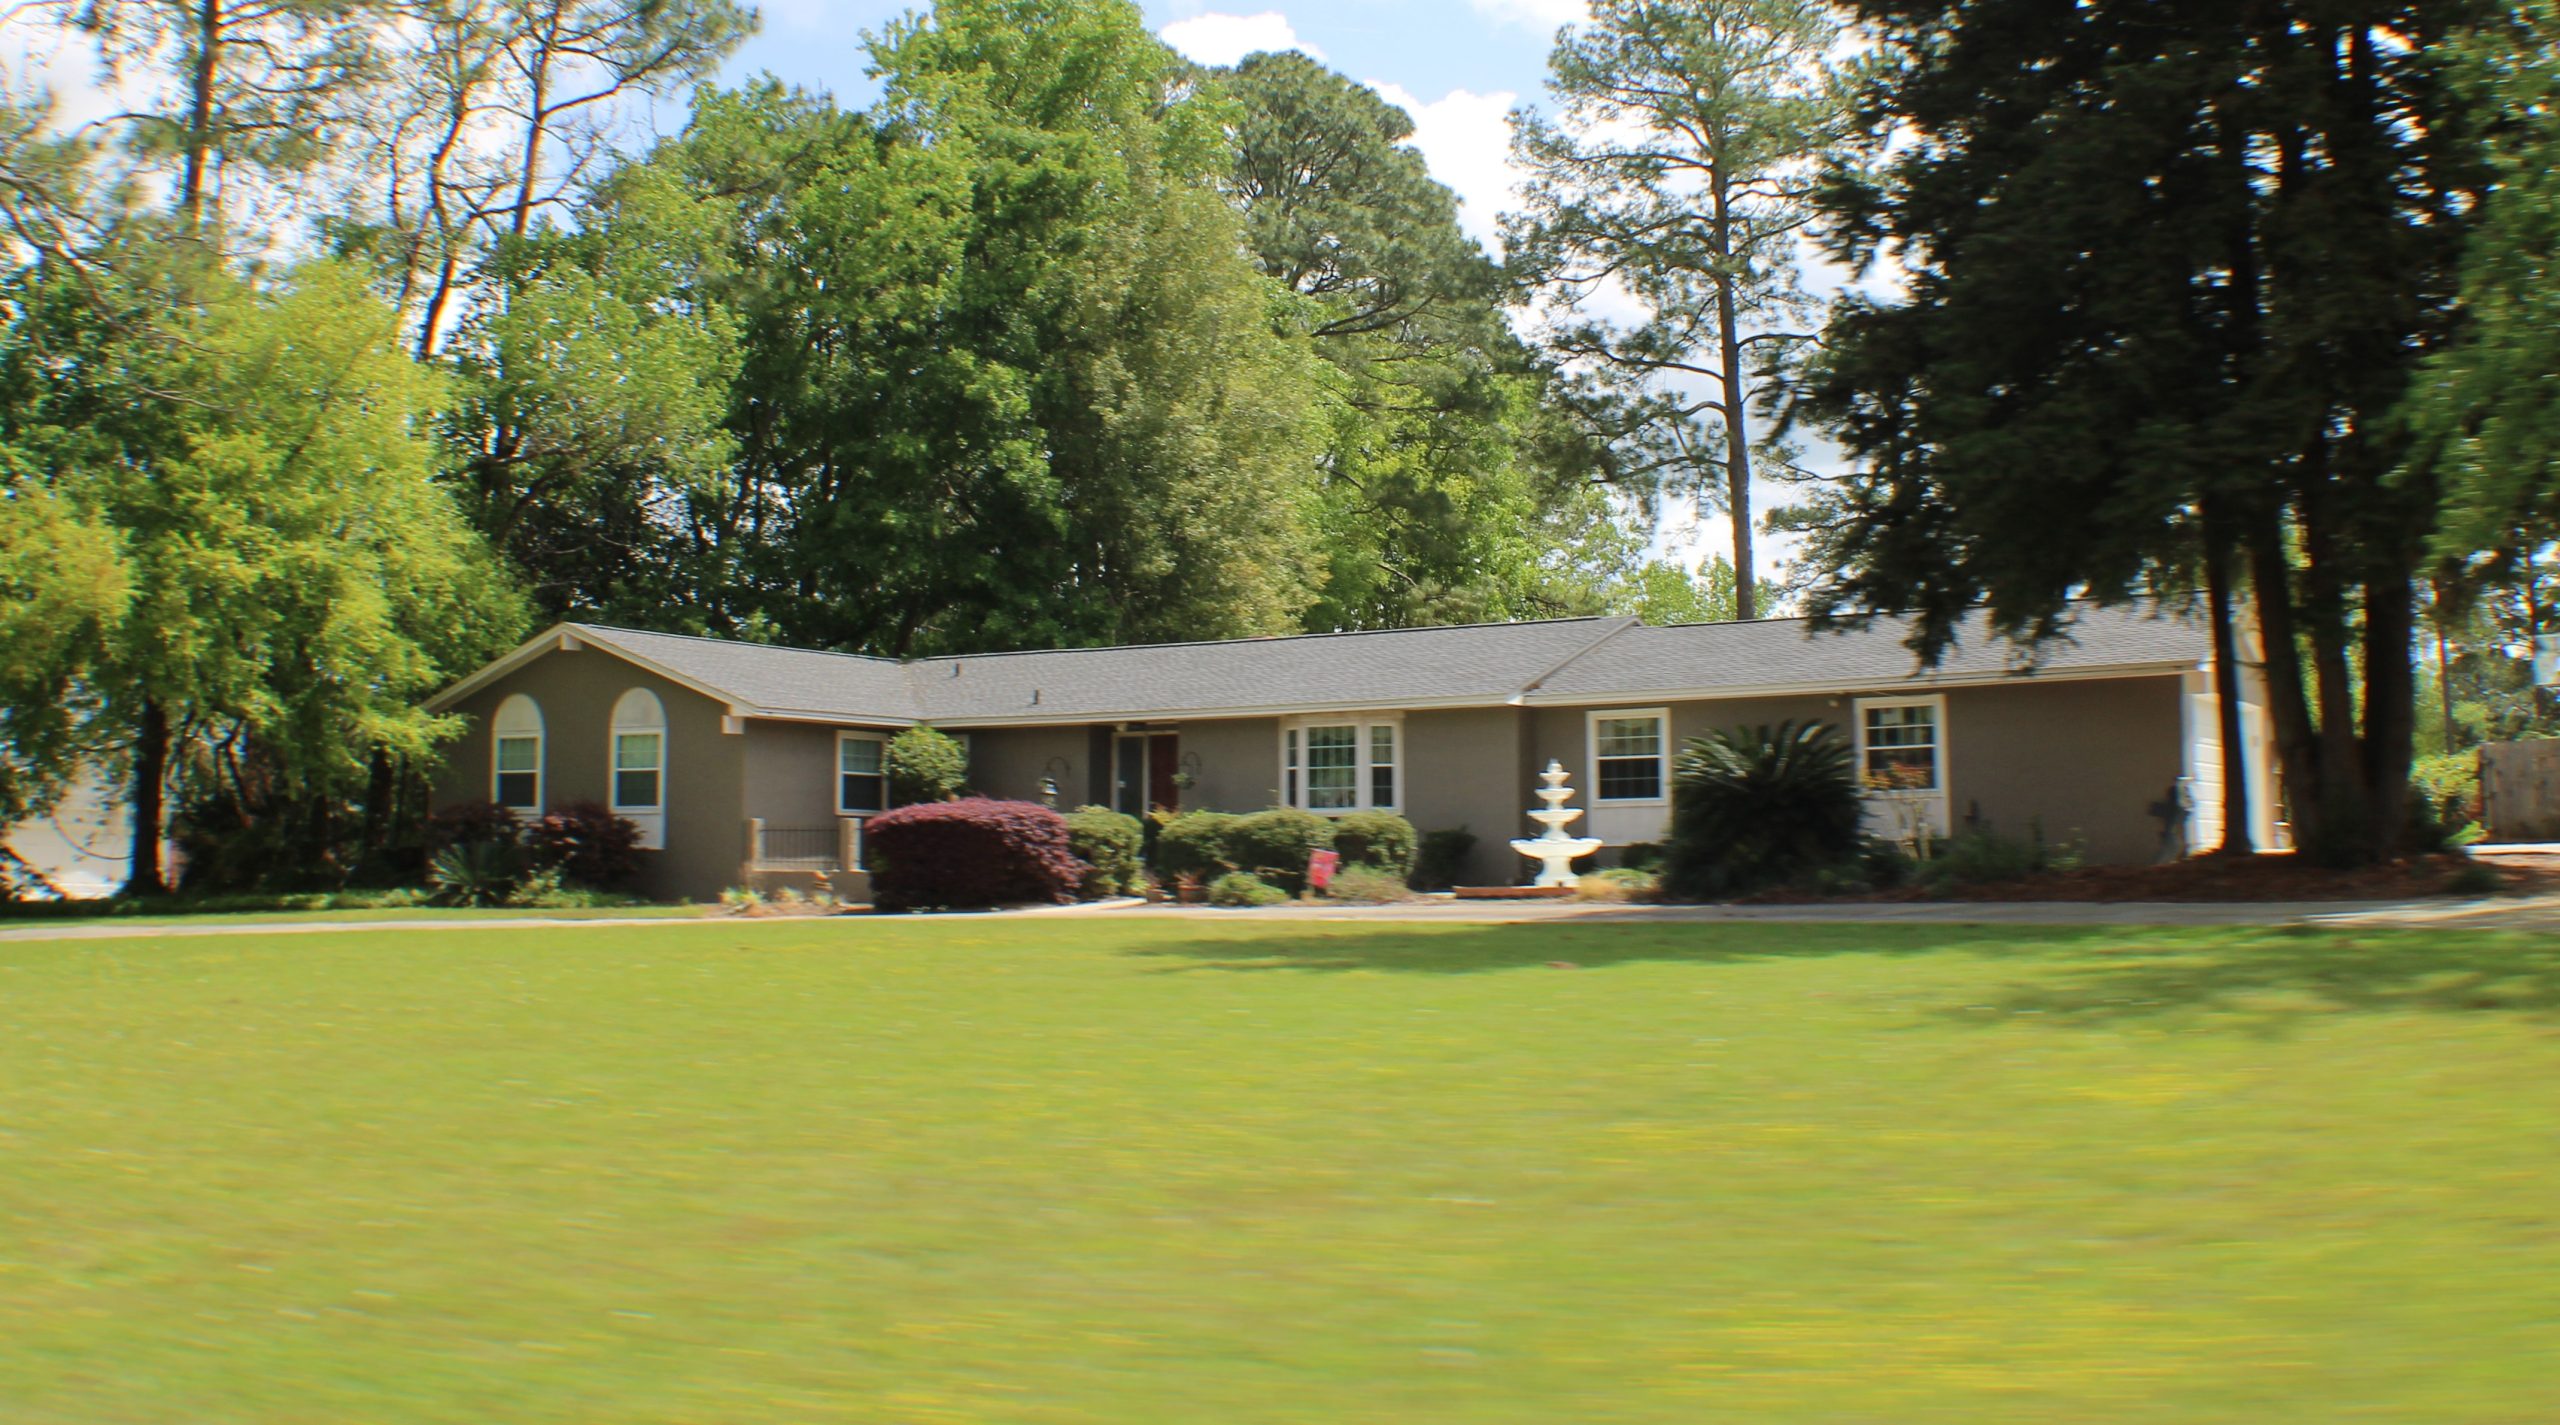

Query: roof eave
[1517,657,2205,707]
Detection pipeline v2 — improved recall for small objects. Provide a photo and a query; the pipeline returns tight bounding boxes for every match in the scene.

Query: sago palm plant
[1663,720,1864,899]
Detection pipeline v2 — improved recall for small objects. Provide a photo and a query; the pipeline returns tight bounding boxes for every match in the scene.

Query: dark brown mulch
[1750,850,2558,905]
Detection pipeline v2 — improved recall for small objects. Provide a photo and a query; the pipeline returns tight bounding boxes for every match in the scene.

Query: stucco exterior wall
[965,725,1094,806]
[1943,676,2185,865]
[742,720,856,829]
[1169,716,1286,812]
[430,648,745,902]
[1401,705,1531,885]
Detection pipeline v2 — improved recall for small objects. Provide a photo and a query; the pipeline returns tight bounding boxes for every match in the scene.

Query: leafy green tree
[439,163,744,621]
[1609,554,1742,626]
[1,255,524,892]
[885,726,969,805]
[1793,0,2513,863]
[632,0,1329,655]
[1508,0,1852,621]
[0,450,128,850]
[1220,51,1628,630]
[2412,2,2560,637]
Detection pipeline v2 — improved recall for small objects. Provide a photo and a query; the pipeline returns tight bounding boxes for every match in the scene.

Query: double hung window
[1589,711,1668,803]
[1281,716,1399,813]
[837,733,888,814]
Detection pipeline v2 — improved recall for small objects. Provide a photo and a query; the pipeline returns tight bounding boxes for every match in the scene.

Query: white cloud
[1367,81,1519,251]
[1157,12,1323,68]
[1466,0,1587,36]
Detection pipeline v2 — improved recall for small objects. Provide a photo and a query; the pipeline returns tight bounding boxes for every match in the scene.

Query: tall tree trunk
[125,700,170,897]
[2360,571,2419,855]
[179,0,221,225]
[2246,507,2320,854]
[2202,504,2253,855]
[1710,177,1755,621]
[2435,592,2458,756]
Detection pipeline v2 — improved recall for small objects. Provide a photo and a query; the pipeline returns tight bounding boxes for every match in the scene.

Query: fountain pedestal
[1509,760,1606,889]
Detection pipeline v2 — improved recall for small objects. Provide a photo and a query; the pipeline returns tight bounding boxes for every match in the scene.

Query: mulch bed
[1750,850,2559,905]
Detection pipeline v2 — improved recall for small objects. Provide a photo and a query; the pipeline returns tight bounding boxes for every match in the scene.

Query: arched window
[492,694,544,812]
[610,688,666,849]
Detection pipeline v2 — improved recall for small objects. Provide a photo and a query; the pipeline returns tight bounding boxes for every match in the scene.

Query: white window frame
[1277,714,1402,814]
[608,688,667,850]
[1586,708,1671,807]
[1855,693,1951,835]
[491,693,544,814]
[835,731,889,816]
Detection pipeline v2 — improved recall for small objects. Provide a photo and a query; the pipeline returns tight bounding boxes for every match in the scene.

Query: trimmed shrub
[1322,864,1412,904]
[1152,810,1241,883]
[885,725,970,804]
[1063,805,1145,897]
[525,801,644,889]
[1618,842,1665,873]
[866,797,1083,911]
[1226,807,1337,893]
[1663,721,1863,899]
[1411,827,1477,891]
[1207,871,1288,907]
[1332,810,1418,875]
[425,800,522,852]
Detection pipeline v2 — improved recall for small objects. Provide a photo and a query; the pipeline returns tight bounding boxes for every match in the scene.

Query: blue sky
[713,0,1579,247]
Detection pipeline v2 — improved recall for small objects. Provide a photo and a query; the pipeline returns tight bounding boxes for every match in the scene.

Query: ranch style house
[425,606,2280,901]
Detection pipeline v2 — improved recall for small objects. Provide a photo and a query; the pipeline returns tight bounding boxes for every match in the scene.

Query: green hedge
[1063,806,1145,897]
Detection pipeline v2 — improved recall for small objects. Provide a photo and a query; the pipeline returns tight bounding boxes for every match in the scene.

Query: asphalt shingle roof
[540,603,2207,727]
[904,617,1633,723]
[1527,604,2208,702]
[571,625,917,722]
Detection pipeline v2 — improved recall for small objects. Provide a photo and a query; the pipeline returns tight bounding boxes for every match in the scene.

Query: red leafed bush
[425,800,523,852]
[525,801,645,889]
[866,798,1084,911]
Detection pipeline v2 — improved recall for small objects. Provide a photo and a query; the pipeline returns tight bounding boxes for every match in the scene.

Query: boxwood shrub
[1151,810,1241,884]
[1331,810,1417,876]
[1225,807,1336,894]
[1063,806,1145,897]
[866,798,1084,911]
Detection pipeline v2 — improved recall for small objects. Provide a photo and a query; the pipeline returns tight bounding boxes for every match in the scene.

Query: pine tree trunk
[125,700,170,897]
[179,0,221,225]
[2202,508,2253,855]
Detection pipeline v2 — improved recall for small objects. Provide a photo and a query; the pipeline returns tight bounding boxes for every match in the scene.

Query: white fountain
[1510,760,1605,889]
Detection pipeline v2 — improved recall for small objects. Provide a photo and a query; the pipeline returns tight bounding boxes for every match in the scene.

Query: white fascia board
[422,623,582,712]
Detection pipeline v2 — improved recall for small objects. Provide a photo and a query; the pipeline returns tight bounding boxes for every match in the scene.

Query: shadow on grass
[1948,923,2560,1027]
[1126,919,2126,976]
[1130,920,2560,1026]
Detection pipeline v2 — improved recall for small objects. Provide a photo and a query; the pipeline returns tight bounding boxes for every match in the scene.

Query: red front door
[1147,733,1180,812]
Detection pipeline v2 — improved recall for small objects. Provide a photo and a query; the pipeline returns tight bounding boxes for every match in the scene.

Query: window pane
[840,772,885,814]
[614,733,660,771]
[1595,717,1662,758]
[1369,725,1395,807]
[1306,725,1357,810]
[840,737,883,775]
[496,736,539,774]
[1596,757,1662,801]
[496,770,538,809]
[1864,705,1939,790]
[614,769,660,809]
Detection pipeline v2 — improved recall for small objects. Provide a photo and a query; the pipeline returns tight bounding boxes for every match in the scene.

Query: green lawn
[4,917,2556,1423]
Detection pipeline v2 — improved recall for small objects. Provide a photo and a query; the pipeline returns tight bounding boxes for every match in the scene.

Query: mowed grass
[4,917,2558,1423]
